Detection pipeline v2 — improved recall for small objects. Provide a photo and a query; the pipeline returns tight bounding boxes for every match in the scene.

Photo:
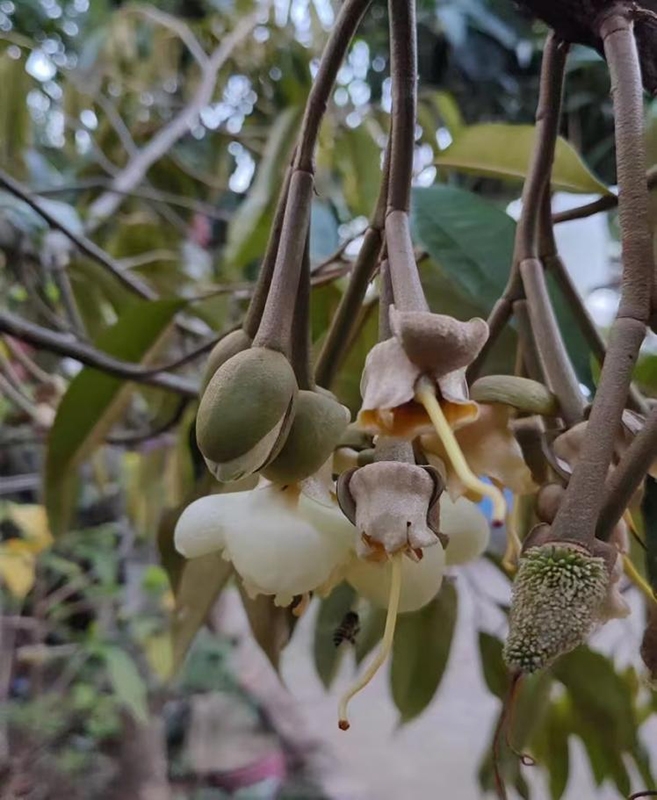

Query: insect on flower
[333,611,360,647]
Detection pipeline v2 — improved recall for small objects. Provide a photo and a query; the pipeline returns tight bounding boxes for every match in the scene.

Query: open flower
[334,455,490,730]
[174,484,354,607]
[358,306,488,437]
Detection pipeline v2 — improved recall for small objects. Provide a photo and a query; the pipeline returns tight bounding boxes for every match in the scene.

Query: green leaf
[223,106,301,271]
[435,124,611,195]
[354,602,387,665]
[313,582,357,689]
[478,632,509,700]
[44,299,183,536]
[172,553,232,671]
[390,581,458,723]
[532,702,571,800]
[335,123,382,217]
[102,646,149,724]
[238,586,297,671]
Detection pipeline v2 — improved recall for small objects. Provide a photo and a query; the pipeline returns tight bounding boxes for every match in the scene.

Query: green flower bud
[196,347,298,482]
[201,329,252,393]
[504,543,609,673]
[470,375,558,416]
[262,390,350,484]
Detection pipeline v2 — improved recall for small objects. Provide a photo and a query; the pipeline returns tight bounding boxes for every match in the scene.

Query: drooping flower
[174,484,354,607]
[356,305,509,528]
[358,306,487,437]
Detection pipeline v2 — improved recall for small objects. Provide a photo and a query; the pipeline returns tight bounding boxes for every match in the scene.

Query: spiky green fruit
[504,544,609,673]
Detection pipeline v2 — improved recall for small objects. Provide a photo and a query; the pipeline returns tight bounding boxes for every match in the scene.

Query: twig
[86,11,262,226]
[597,405,657,540]
[551,10,652,547]
[253,0,372,354]
[469,34,568,381]
[0,310,199,397]
[36,181,231,222]
[552,166,657,224]
[315,143,389,388]
[126,5,209,67]
[539,190,648,415]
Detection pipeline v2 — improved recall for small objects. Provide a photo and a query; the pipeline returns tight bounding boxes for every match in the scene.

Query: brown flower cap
[358,306,489,437]
[336,460,444,557]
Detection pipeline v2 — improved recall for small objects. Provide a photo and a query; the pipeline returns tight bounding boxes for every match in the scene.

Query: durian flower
[358,306,487,436]
[174,484,354,607]
[357,306,507,527]
[335,457,490,730]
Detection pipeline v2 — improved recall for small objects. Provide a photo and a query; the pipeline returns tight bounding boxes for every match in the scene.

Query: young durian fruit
[503,524,614,673]
[196,347,298,483]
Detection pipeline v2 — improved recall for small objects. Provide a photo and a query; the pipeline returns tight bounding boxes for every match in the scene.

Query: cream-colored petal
[346,546,446,613]
[359,338,419,415]
[174,493,244,558]
[441,496,490,566]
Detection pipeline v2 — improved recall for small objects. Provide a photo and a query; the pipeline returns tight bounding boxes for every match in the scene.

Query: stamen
[415,379,506,526]
[338,554,402,730]
[623,556,657,605]
[502,494,523,573]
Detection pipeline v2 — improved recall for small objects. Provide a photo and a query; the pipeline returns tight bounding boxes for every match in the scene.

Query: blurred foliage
[0,0,655,798]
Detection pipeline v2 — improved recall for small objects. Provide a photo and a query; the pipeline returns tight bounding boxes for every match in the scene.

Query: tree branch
[86,10,262,226]
[551,11,652,547]
[0,310,200,397]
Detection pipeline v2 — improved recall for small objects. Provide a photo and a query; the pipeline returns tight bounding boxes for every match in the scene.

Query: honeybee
[333,611,360,647]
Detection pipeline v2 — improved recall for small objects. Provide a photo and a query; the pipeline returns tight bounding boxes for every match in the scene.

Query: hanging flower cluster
[173,0,657,741]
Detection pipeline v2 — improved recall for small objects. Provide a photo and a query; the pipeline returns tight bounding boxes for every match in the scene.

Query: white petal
[174,493,246,558]
[442,496,490,566]
[223,487,352,600]
[346,545,446,613]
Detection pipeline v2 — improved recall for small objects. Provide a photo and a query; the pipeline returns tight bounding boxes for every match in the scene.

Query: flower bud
[196,347,297,482]
[470,376,557,416]
[201,329,252,393]
[504,542,610,673]
[262,390,350,484]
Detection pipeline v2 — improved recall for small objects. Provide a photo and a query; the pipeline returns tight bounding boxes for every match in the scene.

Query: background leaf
[435,124,611,194]
[390,581,458,723]
[102,646,149,724]
[313,582,357,689]
[44,299,183,536]
[172,553,232,671]
[238,585,297,671]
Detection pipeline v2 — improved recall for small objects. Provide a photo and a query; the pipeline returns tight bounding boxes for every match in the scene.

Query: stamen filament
[338,554,402,730]
[623,555,657,605]
[415,380,506,526]
[503,494,523,573]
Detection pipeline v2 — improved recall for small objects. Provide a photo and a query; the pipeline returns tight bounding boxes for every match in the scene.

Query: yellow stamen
[338,554,402,730]
[623,555,657,605]
[502,494,523,573]
[415,379,506,526]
